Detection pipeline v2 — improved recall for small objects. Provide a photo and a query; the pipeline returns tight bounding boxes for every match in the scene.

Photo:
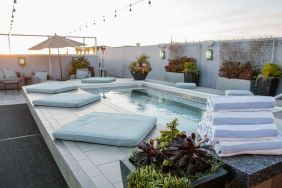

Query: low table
[3,81,20,91]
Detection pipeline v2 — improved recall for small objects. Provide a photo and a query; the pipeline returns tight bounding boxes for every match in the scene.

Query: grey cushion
[3,69,17,78]
[53,112,157,147]
[81,77,116,83]
[35,71,48,81]
[0,69,4,78]
[0,77,21,82]
[26,83,78,94]
[225,90,254,96]
[33,93,101,108]
[76,69,89,79]
[176,82,196,89]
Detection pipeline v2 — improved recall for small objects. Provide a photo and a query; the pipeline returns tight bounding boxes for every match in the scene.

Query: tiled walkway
[0,90,26,105]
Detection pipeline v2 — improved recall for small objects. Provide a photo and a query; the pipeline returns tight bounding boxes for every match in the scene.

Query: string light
[9,0,17,33]
[64,0,151,34]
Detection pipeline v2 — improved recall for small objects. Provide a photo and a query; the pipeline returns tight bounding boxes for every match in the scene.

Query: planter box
[164,72,184,83]
[184,72,200,85]
[251,77,280,96]
[120,157,227,188]
[216,77,251,90]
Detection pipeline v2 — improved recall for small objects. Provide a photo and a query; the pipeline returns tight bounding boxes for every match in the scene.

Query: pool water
[94,88,204,132]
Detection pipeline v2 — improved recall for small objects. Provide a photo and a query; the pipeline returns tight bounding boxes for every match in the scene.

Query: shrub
[165,57,196,73]
[127,165,190,188]
[260,63,282,78]
[71,56,90,69]
[219,60,254,80]
[129,54,152,74]
[183,62,198,74]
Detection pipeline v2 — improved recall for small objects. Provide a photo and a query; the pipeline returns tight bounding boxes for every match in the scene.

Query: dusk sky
[1,0,282,53]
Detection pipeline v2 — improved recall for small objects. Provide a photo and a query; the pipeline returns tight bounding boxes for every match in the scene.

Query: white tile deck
[0,89,26,105]
[16,78,282,188]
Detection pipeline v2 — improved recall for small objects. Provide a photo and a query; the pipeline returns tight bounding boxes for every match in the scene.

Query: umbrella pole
[48,48,52,79]
[58,48,63,80]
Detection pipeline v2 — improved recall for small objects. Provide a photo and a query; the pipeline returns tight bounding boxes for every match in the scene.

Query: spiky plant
[135,140,160,167]
[165,133,210,174]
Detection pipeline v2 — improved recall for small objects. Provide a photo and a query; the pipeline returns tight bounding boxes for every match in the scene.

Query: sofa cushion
[0,69,4,78]
[3,69,17,78]
[225,90,254,96]
[33,93,101,108]
[176,82,197,89]
[52,112,157,147]
[0,77,21,82]
[76,69,89,79]
[26,82,78,94]
[35,71,48,81]
[81,77,116,83]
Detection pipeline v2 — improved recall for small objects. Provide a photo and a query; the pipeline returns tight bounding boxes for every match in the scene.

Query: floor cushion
[26,83,78,94]
[81,77,116,83]
[176,82,197,89]
[33,93,101,108]
[225,90,254,96]
[53,112,157,147]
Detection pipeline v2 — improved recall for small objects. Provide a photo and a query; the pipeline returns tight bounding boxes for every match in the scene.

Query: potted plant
[70,56,94,76]
[129,54,152,80]
[164,56,197,83]
[251,63,282,96]
[184,61,200,85]
[217,60,255,90]
[120,119,227,188]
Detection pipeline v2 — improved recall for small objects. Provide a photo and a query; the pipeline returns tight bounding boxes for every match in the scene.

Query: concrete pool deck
[21,78,282,188]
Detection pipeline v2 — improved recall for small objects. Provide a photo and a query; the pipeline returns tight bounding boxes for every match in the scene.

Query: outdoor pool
[89,87,205,131]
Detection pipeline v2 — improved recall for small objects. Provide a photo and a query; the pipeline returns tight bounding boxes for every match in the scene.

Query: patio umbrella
[29,35,86,80]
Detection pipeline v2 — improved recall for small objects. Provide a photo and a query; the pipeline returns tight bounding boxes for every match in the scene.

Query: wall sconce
[18,57,26,66]
[205,49,213,60]
[160,49,165,59]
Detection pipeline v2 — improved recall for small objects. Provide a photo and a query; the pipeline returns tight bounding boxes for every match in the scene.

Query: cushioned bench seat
[176,82,196,89]
[81,77,116,83]
[33,93,101,108]
[225,90,254,96]
[26,82,78,94]
[53,112,157,147]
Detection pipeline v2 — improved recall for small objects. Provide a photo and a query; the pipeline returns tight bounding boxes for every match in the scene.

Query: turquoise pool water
[92,87,205,131]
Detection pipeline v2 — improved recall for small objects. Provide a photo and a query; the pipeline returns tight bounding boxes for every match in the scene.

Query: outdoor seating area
[1,0,282,188]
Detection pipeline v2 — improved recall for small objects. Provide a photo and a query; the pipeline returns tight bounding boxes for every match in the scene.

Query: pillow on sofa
[35,71,48,81]
[76,69,89,79]
[0,69,4,78]
[3,69,17,78]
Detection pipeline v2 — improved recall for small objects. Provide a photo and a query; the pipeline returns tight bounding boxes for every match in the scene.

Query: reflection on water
[100,89,203,132]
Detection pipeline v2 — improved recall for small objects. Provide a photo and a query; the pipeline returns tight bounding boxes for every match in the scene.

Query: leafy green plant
[129,54,152,74]
[260,63,282,78]
[127,165,190,188]
[71,56,90,69]
[154,119,184,149]
[165,57,196,73]
[183,62,198,75]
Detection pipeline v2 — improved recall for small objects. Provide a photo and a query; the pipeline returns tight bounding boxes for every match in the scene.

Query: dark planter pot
[184,72,200,85]
[120,157,227,188]
[251,77,280,96]
[130,71,148,80]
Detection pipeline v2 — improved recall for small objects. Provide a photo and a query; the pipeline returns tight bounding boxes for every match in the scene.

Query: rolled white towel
[202,111,274,125]
[207,96,275,112]
[209,124,279,141]
[214,137,282,157]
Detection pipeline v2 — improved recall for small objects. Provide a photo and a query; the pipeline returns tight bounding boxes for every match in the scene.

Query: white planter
[164,72,184,83]
[216,77,251,90]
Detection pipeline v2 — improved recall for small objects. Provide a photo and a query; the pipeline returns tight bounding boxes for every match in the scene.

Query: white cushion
[3,69,17,78]
[76,69,89,79]
[0,69,4,78]
[35,71,48,81]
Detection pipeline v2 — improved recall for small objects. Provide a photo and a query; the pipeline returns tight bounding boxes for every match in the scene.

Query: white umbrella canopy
[29,35,86,80]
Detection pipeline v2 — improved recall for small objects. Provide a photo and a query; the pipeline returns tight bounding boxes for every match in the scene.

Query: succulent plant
[165,133,210,174]
[135,140,160,166]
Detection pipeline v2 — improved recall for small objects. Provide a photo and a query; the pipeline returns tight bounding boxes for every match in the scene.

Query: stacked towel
[197,96,282,157]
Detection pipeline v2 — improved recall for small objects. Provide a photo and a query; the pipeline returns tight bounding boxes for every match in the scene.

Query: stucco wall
[0,54,98,80]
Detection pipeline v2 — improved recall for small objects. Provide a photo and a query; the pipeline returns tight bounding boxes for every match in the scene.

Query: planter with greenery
[120,119,227,188]
[251,63,282,96]
[217,61,256,90]
[184,61,200,85]
[129,54,152,80]
[70,56,95,76]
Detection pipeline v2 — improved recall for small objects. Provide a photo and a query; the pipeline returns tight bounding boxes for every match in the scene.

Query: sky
[1,0,282,54]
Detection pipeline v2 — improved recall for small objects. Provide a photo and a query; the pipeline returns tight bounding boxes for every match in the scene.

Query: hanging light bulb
[93,19,96,25]
[14,0,17,4]
[129,4,132,12]
[13,8,16,12]
[114,10,117,17]
[148,0,151,5]
[103,16,105,22]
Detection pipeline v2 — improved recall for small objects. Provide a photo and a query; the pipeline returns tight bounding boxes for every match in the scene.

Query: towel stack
[197,96,282,157]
